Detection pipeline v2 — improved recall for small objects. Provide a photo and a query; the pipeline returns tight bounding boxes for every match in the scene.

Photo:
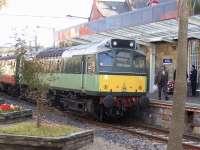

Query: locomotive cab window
[133,53,146,73]
[99,51,113,67]
[115,51,131,68]
[98,51,113,72]
[133,56,145,69]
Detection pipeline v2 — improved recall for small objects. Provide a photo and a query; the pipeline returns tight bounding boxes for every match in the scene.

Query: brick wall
[155,43,177,80]
[142,43,177,80]
[142,101,200,134]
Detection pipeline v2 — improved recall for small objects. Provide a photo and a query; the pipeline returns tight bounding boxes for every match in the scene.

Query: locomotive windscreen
[111,39,136,49]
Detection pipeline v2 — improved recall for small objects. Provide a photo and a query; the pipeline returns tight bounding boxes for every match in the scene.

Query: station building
[57,0,200,93]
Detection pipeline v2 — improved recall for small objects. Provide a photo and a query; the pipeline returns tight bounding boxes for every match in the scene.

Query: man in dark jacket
[155,65,169,100]
[190,65,197,96]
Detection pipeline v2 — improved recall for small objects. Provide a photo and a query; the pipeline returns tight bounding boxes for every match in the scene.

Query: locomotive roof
[0,55,17,60]
[36,47,69,58]
[36,40,111,58]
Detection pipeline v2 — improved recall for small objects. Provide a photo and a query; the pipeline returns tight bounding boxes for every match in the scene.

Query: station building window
[188,40,200,87]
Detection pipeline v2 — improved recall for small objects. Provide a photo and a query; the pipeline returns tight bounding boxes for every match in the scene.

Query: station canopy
[58,1,200,46]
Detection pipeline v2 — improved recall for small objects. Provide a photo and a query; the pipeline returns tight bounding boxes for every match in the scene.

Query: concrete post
[149,44,156,93]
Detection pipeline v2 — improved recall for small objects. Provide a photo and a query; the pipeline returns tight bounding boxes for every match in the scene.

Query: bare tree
[20,58,50,128]
[13,34,51,128]
[167,0,190,150]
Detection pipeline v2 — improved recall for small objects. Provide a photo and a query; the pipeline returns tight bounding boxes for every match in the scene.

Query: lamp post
[36,25,56,48]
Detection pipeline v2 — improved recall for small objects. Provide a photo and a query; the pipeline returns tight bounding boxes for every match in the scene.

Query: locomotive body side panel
[43,73,83,90]
[38,73,99,93]
[82,74,99,92]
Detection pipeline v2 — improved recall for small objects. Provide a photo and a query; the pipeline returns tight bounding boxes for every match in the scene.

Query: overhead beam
[161,38,177,43]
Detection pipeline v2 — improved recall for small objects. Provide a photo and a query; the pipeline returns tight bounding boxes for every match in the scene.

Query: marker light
[130,42,134,47]
[113,41,117,46]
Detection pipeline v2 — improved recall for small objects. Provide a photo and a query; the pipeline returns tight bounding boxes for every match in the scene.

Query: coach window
[42,59,46,72]
[63,58,68,73]
[52,58,58,73]
[87,55,95,74]
[59,59,64,73]
[46,60,49,72]
[14,61,16,68]
[72,56,81,73]
[42,59,44,71]
[64,58,73,73]
[45,60,49,73]
[56,60,60,72]
[51,59,56,73]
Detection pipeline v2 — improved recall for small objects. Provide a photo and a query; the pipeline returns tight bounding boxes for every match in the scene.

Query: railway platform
[148,92,200,104]
[143,92,200,135]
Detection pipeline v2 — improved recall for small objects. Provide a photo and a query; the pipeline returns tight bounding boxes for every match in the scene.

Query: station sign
[163,58,172,64]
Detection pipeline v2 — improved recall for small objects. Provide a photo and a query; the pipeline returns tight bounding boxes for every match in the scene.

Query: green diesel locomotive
[0,39,148,120]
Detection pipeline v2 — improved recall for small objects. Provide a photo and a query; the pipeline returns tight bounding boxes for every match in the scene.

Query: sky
[0,0,94,47]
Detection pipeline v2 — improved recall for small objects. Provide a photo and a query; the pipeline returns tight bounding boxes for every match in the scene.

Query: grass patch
[0,121,80,137]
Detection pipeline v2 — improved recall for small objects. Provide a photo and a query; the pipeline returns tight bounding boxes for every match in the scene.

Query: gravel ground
[4,97,167,150]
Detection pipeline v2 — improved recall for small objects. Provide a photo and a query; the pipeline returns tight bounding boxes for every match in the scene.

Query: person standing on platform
[155,65,169,100]
[190,65,197,96]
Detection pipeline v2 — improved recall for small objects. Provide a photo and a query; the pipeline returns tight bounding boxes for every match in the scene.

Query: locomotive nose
[99,75,146,93]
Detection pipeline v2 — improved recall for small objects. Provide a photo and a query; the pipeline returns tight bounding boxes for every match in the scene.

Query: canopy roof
[58,1,200,46]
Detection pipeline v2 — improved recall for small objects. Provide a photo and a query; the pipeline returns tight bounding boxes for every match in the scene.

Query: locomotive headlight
[113,41,117,46]
[129,42,134,48]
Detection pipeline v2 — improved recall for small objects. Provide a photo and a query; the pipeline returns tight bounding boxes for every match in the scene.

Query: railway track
[57,110,200,150]
[114,125,200,150]
[2,93,200,150]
